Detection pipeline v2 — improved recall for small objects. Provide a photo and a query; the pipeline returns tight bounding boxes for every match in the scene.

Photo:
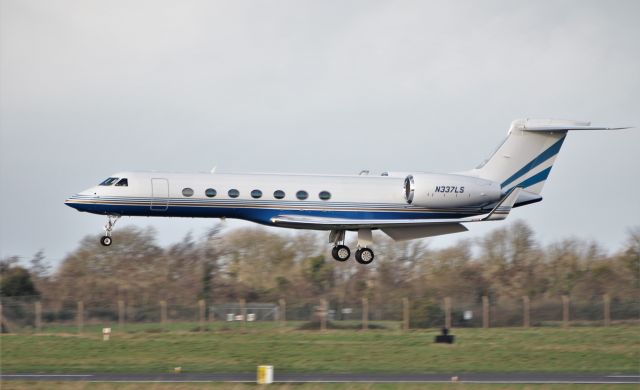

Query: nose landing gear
[100,215,120,246]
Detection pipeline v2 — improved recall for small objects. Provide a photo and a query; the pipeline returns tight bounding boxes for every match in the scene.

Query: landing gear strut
[100,215,120,246]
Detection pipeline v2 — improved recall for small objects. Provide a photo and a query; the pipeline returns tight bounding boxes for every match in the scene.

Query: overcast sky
[1,0,639,267]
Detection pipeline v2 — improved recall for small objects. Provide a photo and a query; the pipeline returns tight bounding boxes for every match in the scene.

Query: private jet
[65,118,628,264]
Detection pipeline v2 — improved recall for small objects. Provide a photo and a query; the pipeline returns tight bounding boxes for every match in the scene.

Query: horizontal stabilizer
[512,118,630,132]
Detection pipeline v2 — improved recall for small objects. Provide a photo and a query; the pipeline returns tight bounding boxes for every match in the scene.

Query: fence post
[402,297,410,331]
[199,299,206,331]
[362,297,369,331]
[240,299,246,329]
[208,303,215,322]
[320,299,327,332]
[0,303,3,332]
[444,297,452,329]
[77,301,84,334]
[118,300,125,330]
[522,296,530,328]
[603,294,610,327]
[160,300,167,329]
[562,295,570,328]
[482,296,489,328]
[35,301,42,332]
[279,298,286,326]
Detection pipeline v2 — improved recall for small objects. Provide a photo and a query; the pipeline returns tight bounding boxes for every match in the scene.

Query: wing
[271,188,522,230]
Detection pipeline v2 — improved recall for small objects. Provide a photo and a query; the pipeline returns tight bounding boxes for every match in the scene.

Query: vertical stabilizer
[467,119,626,195]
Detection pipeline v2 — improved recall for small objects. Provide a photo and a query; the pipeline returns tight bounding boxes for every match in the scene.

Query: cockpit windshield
[115,178,128,187]
[99,177,119,186]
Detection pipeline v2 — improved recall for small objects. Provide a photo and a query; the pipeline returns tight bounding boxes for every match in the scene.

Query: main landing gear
[329,229,375,265]
[100,215,120,246]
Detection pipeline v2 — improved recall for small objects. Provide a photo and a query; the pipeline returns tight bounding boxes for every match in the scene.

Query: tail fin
[468,119,628,195]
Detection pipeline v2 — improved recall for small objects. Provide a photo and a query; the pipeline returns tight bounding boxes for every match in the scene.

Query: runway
[2,372,639,384]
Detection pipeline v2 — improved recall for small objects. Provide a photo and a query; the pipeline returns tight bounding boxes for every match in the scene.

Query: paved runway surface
[2,373,639,384]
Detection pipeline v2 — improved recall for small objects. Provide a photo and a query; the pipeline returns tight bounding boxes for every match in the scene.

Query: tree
[53,226,165,306]
[0,266,40,299]
[199,226,223,301]
[29,250,50,278]
[304,255,334,296]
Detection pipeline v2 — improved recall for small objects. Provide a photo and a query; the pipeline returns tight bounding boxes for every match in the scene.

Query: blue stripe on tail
[508,166,553,191]
[501,136,565,188]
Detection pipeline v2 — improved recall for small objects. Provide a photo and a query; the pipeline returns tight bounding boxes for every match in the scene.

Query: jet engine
[403,173,501,208]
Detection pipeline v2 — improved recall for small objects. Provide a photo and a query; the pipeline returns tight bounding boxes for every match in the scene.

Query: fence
[1,294,637,334]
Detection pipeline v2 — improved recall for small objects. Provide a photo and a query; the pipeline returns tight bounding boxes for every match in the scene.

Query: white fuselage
[65,171,502,227]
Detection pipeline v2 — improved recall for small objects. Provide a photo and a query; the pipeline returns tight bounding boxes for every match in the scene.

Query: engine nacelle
[404,173,501,208]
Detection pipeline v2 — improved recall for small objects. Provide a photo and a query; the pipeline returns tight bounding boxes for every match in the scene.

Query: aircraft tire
[100,236,112,246]
[332,245,350,261]
[355,248,374,265]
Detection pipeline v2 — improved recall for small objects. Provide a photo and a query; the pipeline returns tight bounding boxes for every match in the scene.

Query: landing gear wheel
[355,248,374,264]
[100,236,112,246]
[332,245,351,261]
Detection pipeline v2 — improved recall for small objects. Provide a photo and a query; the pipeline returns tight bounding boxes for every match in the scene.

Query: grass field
[1,324,638,374]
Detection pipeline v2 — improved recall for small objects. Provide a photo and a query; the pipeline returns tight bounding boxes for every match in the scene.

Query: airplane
[65,118,629,265]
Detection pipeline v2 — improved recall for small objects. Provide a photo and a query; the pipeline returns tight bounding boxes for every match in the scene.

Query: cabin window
[319,190,331,200]
[296,190,308,200]
[273,190,285,199]
[205,188,217,198]
[228,189,240,198]
[115,178,128,187]
[251,189,262,199]
[99,177,119,186]
[182,188,194,197]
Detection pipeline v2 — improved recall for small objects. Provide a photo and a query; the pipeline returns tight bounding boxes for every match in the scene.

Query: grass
[1,325,638,374]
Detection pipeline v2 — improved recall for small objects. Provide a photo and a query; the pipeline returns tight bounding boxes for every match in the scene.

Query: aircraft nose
[65,188,98,211]
[64,195,80,209]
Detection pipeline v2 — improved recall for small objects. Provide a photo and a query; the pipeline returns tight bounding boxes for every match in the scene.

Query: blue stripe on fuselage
[65,201,479,225]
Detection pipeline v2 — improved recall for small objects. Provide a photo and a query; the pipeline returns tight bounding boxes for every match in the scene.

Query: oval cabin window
[205,188,217,198]
[319,191,331,200]
[251,189,262,199]
[182,188,194,197]
[228,189,240,198]
[273,190,285,199]
[296,190,308,200]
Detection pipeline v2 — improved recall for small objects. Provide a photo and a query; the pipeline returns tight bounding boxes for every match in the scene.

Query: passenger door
[151,178,169,211]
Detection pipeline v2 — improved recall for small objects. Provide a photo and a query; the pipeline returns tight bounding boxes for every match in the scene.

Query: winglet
[482,187,522,221]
